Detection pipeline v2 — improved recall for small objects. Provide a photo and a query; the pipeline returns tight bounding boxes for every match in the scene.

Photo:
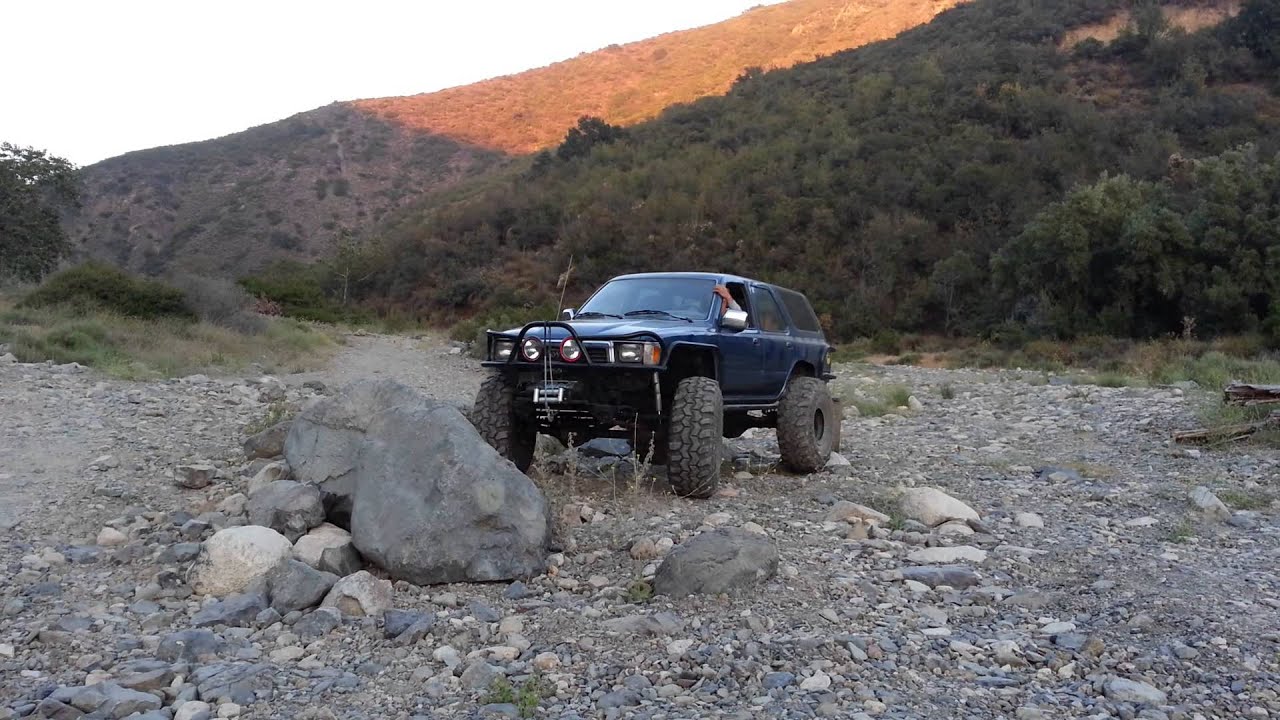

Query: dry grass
[0,297,335,380]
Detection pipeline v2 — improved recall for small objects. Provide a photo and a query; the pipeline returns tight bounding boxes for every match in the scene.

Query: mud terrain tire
[777,376,836,473]
[666,377,723,498]
[472,373,535,473]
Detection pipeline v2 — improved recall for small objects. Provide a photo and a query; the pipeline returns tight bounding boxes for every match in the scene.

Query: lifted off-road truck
[472,272,840,498]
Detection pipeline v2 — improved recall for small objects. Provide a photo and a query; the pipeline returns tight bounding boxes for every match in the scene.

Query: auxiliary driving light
[560,338,583,362]
[520,337,543,361]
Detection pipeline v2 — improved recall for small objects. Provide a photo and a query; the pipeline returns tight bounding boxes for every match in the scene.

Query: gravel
[1,333,1278,718]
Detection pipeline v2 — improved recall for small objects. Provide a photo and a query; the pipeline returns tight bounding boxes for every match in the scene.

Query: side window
[751,287,787,333]
[725,282,752,325]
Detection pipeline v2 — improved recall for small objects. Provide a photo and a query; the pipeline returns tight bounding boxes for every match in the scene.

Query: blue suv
[473,272,840,497]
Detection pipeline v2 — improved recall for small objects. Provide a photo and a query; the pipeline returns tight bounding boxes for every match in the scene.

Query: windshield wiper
[573,311,623,319]
[624,309,693,323]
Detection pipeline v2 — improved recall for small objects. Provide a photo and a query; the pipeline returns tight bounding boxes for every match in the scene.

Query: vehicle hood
[496,319,703,341]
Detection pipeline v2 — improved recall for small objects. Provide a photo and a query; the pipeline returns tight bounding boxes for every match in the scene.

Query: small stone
[217,703,242,718]
[216,494,248,517]
[825,501,890,525]
[1015,512,1044,528]
[898,487,979,526]
[762,672,794,689]
[630,538,658,561]
[97,527,128,546]
[532,651,559,671]
[907,545,987,564]
[175,701,213,720]
[434,645,462,668]
[176,464,216,489]
[1104,677,1167,705]
[460,660,501,691]
[800,670,831,691]
[322,570,393,616]
[1189,486,1231,522]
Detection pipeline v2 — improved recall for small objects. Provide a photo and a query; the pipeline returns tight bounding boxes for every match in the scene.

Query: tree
[325,229,384,305]
[1237,0,1280,66]
[555,116,624,162]
[0,143,80,281]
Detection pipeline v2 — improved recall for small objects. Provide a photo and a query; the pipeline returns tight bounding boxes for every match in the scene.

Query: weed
[1093,372,1133,388]
[940,383,956,400]
[1215,487,1272,511]
[246,401,290,435]
[1166,519,1195,544]
[483,674,551,717]
[483,678,516,705]
[625,578,654,604]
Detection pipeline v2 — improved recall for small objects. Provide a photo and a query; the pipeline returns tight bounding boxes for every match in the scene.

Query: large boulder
[653,528,778,597]
[285,380,426,524]
[287,379,550,584]
[246,481,324,542]
[191,526,293,597]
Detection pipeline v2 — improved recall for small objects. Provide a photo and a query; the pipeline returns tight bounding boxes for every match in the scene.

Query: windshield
[578,277,717,321]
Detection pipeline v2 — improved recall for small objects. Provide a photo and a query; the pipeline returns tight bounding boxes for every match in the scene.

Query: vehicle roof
[609,271,805,297]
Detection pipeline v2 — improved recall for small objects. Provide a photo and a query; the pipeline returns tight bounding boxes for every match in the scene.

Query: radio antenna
[555,254,574,318]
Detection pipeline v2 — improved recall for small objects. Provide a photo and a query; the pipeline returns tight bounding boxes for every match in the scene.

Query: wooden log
[1174,410,1280,446]
[1224,383,1280,406]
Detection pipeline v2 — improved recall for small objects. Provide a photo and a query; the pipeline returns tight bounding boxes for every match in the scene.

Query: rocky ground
[1,333,1277,720]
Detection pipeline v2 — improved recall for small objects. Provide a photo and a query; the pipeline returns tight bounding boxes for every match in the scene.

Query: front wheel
[777,376,836,473]
[666,377,723,498]
[472,373,535,472]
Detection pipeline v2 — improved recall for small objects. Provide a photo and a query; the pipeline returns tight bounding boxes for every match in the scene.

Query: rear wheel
[777,376,836,473]
[472,373,535,472]
[665,377,723,498]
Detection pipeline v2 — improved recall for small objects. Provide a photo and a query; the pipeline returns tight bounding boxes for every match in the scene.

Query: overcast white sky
[3,0,782,166]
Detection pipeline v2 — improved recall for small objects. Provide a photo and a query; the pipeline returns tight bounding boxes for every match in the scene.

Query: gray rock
[191,525,293,597]
[159,542,203,564]
[267,560,338,613]
[94,681,163,717]
[900,565,982,588]
[602,612,684,636]
[322,570,393,616]
[578,438,631,458]
[192,592,268,627]
[598,690,641,708]
[317,544,363,577]
[114,659,175,691]
[289,380,550,584]
[246,481,324,543]
[293,607,341,638]
[383,609,433,639]
[469,600,501,622]
[480,704,519,718]
[503,581,531,600]
[244,421,291,460]
[1189,486,1231,522]
[653,528,778,597]
[190,662,274,705]
[762,672,795,689]
[175,464,216,489]
[285,380,427,523]
[460,660,501,691]
[1104,677,1168,706]
[157,629,225,663]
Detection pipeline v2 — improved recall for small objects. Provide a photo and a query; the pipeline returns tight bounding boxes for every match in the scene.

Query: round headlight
[560,338,582,362]
[520,337,543,361]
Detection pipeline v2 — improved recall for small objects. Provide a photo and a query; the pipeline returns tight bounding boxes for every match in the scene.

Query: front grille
[585,345,611,363]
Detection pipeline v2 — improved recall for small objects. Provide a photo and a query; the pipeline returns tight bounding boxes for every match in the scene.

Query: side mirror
[560,308,575,321]
[720,308,748,331]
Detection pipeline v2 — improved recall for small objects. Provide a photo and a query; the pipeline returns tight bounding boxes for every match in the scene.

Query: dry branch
[1175,409,1280,446]
[1223,383,1280,407]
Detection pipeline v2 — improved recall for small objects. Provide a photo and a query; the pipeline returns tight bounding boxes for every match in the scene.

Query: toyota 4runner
[473,272,840,498]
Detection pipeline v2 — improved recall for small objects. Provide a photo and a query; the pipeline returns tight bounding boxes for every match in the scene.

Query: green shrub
[21,263,194,320]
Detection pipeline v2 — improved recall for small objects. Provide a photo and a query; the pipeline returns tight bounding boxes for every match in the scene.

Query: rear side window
[751,287,788,333]
[776,288,822,333]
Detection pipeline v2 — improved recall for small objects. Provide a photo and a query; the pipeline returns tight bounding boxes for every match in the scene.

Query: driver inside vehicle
[713,285,742,316]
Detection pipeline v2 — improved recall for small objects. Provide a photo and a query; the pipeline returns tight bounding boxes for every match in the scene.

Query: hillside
[352,0,965,154]
[67,105,501,277]
[68,0,964,279]
[351,0,1279,341]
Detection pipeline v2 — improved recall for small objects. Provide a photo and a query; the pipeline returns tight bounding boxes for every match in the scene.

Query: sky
[3,0,783,166]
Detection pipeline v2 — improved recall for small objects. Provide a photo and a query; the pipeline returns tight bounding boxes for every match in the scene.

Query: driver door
[716,282,766,399]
